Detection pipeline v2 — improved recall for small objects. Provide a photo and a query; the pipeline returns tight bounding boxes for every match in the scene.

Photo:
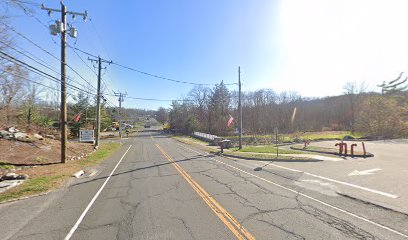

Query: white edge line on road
[64,145,133,240]
[177,144,408,239]
[263,163,397,199]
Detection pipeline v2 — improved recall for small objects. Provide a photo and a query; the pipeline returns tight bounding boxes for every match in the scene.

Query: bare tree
[0,63,28,124]
[156,107,168,124]
[343,81,367,134]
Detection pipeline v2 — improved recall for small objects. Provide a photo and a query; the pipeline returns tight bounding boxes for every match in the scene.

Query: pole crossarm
[41,4,88,18]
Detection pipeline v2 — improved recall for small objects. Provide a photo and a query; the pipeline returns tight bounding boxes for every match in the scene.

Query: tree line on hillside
[161,79,408,138]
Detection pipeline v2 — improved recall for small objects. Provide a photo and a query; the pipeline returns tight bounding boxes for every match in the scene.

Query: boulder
[14,132,35,143]
[16,174,29,180]
[45,134,56,140]
[7,127,18,133]
[33,133,44,140]
[1,172,18,180]
[0,130,11,139]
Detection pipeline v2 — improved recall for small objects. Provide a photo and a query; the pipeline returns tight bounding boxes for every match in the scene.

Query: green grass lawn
[231,145,301,154]
[173,136,210,145]
[0,162,15,170]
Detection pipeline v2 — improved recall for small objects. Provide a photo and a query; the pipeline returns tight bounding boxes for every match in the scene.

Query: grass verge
[231,145,302,154]
[0,142,121,203]
[0,162,15,170]
[172,135,210,146]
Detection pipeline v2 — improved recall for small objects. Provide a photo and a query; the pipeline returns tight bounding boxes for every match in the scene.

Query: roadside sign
[80,130,94,143]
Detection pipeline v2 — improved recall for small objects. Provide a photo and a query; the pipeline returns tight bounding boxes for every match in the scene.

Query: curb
[173,137,320,162]
[0,191,51,205]
[290,146,374,158]
[215,152,321,162]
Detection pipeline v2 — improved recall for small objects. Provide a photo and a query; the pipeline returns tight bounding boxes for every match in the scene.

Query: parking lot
[260,139,408,214]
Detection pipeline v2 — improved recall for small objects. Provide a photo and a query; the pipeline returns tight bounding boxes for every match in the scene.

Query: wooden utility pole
[114,92,127,138]
[60,3,67,163]
[238,66,242,150]
[88,57,112,148]
[94,57,101,148]
[41,3,88,163]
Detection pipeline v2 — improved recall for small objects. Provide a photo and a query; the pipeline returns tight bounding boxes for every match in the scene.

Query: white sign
[80,130,94,143]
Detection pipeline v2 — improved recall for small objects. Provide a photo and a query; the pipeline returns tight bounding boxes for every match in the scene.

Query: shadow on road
[71,154,215,187]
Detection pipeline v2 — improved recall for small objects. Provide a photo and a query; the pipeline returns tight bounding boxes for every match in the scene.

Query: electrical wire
[2,69,77,98]
[0,50,97,96]
[1,22,97,93]
[111,62,237,86]
[0,40,93,91]
[69,45,237,86]
[67,44,115,95]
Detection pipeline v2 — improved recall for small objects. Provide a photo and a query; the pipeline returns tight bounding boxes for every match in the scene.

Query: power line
[68,45,98,59]
[4,69,113,125]
[0,40,93,91]
[67,44,114,96]
[13,1,58,44]
[2,68,77,98]
[12,6,97,92]
[103,93,193,102]
[1,22,95,94]
[1,51,209,104]
[1,48,184,103]
[111,62,237,86]
[0,50,96,96]
[70,45,237,86]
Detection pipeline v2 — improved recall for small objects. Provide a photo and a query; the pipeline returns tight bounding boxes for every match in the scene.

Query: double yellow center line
[155,143,255,240]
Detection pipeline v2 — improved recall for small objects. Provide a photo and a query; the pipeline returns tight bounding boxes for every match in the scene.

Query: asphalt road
[1,130,408,239]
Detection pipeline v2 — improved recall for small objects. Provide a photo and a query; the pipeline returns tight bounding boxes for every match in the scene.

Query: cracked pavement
[1,130,408,239]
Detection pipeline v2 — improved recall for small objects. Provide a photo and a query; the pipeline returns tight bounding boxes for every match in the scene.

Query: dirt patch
[0,138,95,167]
[0,142,120,203]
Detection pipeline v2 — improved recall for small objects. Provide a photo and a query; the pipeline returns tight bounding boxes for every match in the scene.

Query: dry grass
[0,142,121,203]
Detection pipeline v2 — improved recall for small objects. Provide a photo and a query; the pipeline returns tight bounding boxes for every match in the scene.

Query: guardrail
[193,131,218,141]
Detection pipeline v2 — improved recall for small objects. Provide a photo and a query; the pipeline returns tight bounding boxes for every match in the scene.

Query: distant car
[121,124,133,129]
[144,124,151,128]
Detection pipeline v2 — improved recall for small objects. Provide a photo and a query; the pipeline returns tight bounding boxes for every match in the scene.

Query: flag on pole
[227,114,234,128]
[73,113,81,123]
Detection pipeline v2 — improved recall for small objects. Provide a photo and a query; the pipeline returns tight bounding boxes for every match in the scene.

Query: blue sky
[4,0,408,109]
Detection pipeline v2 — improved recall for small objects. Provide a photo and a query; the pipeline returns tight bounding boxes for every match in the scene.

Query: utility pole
[114,92,127,138]
[88,56,112,148]
[41,3,87,163]
[238,66,242,150]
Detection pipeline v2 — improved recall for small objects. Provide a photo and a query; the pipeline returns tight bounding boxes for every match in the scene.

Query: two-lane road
[3,130,408,239]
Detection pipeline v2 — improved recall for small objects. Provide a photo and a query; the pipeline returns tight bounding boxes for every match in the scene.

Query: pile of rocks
[0,127,49,143]
[0,173,29,194]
